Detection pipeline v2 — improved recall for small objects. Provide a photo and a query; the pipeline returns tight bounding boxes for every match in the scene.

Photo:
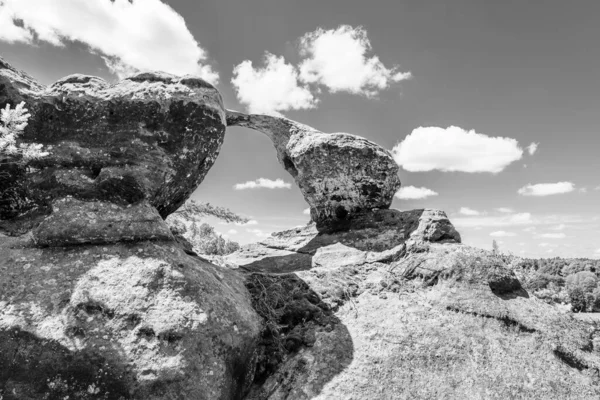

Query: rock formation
[227,222,600,400]
[3,56,600,400]
[0,57,226,237]
[226,111,401,227]
[0,57,261,399]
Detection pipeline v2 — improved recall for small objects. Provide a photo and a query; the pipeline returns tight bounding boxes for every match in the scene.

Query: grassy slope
[246,243,600,400]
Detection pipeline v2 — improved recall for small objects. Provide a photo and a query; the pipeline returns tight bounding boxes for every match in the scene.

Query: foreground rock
[0,237,261,400]
[0,56,226,235]
[224,213,600,399]
[0,56,260,400]
[226,111,401,226]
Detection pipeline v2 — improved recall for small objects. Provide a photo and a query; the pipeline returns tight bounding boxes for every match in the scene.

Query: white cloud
[303,208,311,215]
[231,25,409,115]
[454,212,532,228]
[538,233,566,239]
[518,182,575,196]
[227,229,238,235]
[246,228,271,238]
[527,142,539,155]
[231,53,316,115]
[459,207,481,216]
[523,226,536,233]
[496,207,513,213]
[551,224,566,231]
[490,231,516,237]
[298,25,411,96]
[234,178,292,190]
[596,248,600,254]
[0,0,218,82]
[392,126,523,173]
[234,219,258,226]
[394,186,438,200]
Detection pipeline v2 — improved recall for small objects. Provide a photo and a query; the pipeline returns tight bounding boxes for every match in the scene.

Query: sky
[1,0,599,258]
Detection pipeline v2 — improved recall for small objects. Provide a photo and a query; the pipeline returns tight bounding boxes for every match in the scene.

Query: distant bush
[167,200,246,256]
[526,273,565,291]
[565,271,600,312]
[566,271,597,292]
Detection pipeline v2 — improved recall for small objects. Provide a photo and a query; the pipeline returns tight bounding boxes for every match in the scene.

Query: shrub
[526,273,565,291]
[566,271,597,292]
[569,287,587,313]
[167,200,247,256]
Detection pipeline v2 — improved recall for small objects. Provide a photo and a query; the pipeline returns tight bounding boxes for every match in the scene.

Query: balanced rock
[226,111,401,226]
[0,57,226,237]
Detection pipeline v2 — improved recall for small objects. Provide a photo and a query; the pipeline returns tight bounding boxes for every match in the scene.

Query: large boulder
[0,56,261,400]
[0,236,261,400]
[226,111,401,226]
[0,57,226,235]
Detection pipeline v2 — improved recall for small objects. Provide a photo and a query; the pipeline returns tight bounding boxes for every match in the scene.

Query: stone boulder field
[2,56,600,400]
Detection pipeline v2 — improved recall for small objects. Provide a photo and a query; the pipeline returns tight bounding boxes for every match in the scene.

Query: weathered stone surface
[226,111,401,225]
[0,56,226,234]
[33,197,173,246]
[226,208,460,273]
[0,236,261,400]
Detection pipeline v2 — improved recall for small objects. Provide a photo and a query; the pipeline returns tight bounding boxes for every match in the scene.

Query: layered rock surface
[226,111,401,226]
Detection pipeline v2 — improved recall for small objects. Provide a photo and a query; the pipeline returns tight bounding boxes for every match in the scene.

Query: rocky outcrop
[225,220,600,400]
[0,57,261,399]
[226,111,401,226]
[225,208,460,273]
[0,57,226,236]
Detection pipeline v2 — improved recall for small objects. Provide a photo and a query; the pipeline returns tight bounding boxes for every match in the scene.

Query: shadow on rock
[0,327,131,400]
[242,272,353,400]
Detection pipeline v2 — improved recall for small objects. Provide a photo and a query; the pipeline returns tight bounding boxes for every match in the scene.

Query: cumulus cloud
[298,25,411,95]
[459,207,481,216]
[453,212,532,228]
[234,178,292,190]
[538,233,566,239]
[490,231,516,237]
[0,0,218,82]
[394,186,438,200]
[527,142,539,155]
[246,228,271,238]
[303,208,311,215]
[517,182,575,196]
[496,207,514,213]
[231,53,316,115]
[392,126,523,173]
[231,25,409,115]
[227,229,238,235]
